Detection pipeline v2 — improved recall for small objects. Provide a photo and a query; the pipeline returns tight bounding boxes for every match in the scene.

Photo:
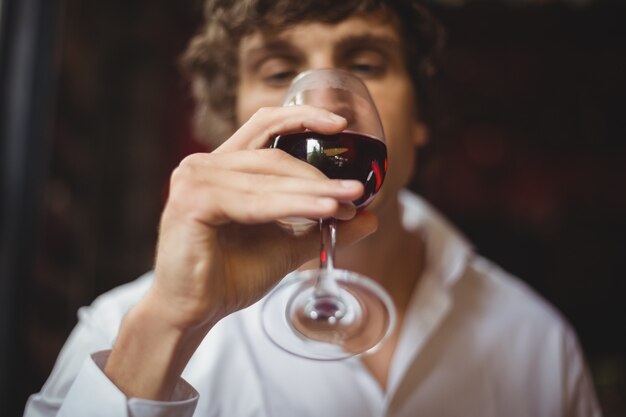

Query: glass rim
[283,68,375,105]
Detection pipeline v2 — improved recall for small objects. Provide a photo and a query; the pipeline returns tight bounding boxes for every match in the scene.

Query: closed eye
[348,63,385,78]
[263,70,298,86]
[342,48,388,79]
[253,52,301,87]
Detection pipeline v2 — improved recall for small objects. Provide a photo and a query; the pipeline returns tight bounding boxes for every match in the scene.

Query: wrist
[141,284,224,332]
[104,294,216,400]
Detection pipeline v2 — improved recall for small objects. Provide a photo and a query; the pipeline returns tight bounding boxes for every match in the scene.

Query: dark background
[1,0,624,415]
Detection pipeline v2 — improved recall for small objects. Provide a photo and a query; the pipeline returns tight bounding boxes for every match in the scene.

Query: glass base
[261,269,396,360]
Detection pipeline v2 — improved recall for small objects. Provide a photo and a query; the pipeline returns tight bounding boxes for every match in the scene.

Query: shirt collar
[399,189,474,291]
[385,191,474,400]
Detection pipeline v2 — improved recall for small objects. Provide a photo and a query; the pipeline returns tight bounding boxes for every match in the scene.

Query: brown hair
[180,0,445,147]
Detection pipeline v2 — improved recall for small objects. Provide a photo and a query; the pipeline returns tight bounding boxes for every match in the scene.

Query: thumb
[282,211,378,272]
[336,210,379,248]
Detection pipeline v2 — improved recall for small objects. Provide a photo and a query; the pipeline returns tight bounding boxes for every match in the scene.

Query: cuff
[58,350,199,417]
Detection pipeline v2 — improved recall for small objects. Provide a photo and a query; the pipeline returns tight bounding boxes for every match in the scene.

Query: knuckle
[169,168,204,203]
[252,106,272,121]
[262,124,283,143]
[263,147,290,161]
[178,152,208,168]
[168,171,192,201]
[169,165,188,185]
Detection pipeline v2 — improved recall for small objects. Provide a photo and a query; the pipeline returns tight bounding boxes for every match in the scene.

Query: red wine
[271,131,387,208]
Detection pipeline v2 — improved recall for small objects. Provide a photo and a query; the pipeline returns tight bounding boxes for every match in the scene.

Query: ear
[412,121,429,148]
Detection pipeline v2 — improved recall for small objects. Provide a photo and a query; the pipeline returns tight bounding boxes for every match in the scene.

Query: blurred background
[1,0,624,415]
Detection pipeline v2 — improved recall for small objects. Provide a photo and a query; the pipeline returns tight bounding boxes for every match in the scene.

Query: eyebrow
[241,32,404,71]
[334,34,403,58]
[242,39,304,71]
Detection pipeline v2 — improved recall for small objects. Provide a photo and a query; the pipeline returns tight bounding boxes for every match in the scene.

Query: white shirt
[24,191,602,417]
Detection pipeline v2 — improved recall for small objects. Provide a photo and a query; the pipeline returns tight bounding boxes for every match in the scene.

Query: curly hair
[180,0,445,147]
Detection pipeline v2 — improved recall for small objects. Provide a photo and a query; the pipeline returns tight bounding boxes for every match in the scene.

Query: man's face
[236,13,427,212]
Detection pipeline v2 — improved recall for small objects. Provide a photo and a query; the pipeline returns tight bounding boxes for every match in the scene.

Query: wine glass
[261,68,396,360]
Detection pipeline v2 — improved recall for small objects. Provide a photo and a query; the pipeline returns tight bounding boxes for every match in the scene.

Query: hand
[148,105,378,330]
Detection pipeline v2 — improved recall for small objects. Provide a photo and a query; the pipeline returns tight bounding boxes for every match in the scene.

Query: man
[25,0,601,416]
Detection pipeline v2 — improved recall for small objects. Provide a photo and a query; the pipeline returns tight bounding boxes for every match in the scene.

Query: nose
[285,68,382,136]
[300,88,356,123]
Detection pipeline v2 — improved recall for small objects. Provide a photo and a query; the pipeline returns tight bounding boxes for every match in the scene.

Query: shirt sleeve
[23,274,200,417]
[562,326,603,417]
[26,350,198,417]
[55,351,198,417]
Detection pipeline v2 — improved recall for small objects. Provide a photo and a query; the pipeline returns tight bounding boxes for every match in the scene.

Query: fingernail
[316,197,336,208]
[327,113,346,124]
[340,180,361,189]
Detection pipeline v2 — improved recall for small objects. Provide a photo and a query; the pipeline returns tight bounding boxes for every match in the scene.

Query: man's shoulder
[438,258,599,413]
[89,271,153,310]
[458,255,572,338]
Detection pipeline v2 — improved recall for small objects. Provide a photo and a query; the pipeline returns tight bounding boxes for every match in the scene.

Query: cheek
[236,83,286,126]
[235,85,261,126]
[369,77,417,138]
[369,80,419,187]
[386,136,416,189]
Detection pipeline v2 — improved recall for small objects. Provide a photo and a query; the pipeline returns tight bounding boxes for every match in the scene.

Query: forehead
[239,13,404,58]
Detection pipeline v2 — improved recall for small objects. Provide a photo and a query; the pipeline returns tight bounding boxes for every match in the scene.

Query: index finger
[214,105,346,154]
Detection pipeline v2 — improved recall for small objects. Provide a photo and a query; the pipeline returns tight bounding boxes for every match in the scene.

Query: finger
[333,202,357,221]
[195,168,363,203]
[215,106,347,153]
[204,190,345,225]
[175,152,365,204]
[168,177,348,226]
[180,149,329,181]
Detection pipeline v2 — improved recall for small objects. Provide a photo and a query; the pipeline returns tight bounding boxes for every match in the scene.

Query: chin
[365,184,399,217]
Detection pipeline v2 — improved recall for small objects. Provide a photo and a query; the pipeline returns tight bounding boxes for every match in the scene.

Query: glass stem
[315,218,340,296]
[319,218,336,270]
